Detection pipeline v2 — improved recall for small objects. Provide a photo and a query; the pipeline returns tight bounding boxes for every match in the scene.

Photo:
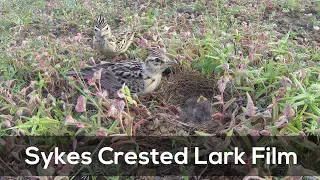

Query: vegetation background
[0,0,320,178]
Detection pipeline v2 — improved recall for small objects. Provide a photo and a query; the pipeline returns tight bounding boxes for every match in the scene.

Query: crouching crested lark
[66,48,176,95]
[93,14,135,57]
[178,95,212,124]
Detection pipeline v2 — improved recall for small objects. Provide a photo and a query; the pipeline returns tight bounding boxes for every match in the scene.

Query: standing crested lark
[66,48,176,95]
[93,14,135,57]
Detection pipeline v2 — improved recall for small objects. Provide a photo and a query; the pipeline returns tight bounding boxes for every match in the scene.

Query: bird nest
[137,67,241,135]
[158,67,219,107]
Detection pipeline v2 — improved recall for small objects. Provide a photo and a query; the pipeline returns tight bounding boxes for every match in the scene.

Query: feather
[66,48,176,95]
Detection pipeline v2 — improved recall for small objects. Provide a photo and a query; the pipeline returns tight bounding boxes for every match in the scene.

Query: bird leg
[122,52,129,60]
[112,55,121,62]
[112,53,129,62]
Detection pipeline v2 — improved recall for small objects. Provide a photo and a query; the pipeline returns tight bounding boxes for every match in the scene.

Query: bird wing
[103,61,145,93]
[66,61,145,94]
[115,33,135,52]
[113,25,135,53]
[65,62,115,77]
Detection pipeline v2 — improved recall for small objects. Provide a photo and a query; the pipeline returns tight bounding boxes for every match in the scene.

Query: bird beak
[197,95,207,102]
[166,59,177,66]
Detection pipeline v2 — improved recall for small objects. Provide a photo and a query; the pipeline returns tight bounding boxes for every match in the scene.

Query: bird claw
[122,53,129,60]
[112,56,120,62]
[112,54,129,62]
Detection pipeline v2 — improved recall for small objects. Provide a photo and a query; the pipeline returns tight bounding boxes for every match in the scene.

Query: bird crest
[95,14,108,29]
[148,47,165,57]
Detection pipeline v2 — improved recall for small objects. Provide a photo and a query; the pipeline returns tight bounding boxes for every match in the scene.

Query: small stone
[282,8,290,13]
[2,120,11,128]
[313,26,319,31]
[16,109,30,116]
[54,64,61,68]
[59,46,69,54]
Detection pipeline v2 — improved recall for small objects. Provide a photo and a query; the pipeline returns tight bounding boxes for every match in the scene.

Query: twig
[0,157,18,176]
[197,164,208,180]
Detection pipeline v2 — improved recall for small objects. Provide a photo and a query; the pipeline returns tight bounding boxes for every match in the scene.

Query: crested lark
[66,48,176,95]
[93,14,135,59]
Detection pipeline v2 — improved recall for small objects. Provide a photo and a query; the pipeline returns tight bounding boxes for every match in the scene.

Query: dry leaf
[64,115,76,126]
[245,92,255,116]
[75,95,87,113]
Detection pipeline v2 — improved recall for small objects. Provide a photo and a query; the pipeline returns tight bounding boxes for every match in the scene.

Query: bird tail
[65,69,77,76]
[65,67,96,78]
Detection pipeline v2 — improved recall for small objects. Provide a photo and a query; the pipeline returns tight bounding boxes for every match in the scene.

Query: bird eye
[154,58,161,62]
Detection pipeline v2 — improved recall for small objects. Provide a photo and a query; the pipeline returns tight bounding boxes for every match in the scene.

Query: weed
[0,0,319,177]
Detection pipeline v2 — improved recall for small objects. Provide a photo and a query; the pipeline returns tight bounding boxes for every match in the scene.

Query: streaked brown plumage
[93,14,135,57]
[66,48,176,95]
